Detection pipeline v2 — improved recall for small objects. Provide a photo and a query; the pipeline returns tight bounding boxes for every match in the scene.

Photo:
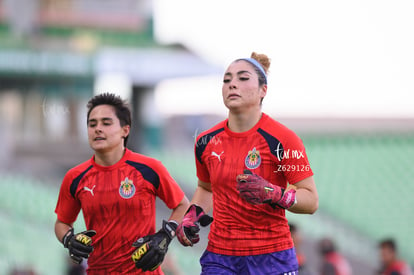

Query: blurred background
[0,0,413,274]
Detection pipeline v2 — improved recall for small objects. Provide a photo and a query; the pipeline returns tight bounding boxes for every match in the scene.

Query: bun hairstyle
[238,52,270,104]
[235,52,270,86]
[250,52,271,74]
[237,52,271,86]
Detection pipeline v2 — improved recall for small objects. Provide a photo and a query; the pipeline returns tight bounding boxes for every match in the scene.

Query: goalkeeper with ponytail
[176,52,319,274]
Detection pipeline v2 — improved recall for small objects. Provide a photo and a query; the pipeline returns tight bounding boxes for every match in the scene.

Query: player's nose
[94,123,103,133]
[228,79,237,89]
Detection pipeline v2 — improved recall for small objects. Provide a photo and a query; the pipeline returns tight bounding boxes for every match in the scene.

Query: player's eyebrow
[237,70,252,75]
[88,117,113,124]
[224,70,252,77]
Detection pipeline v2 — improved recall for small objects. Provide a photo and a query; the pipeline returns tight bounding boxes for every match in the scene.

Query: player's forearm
[190,181,213,213]
[288,186,318,214]
[168,196,190,223]
[287,176,318,214]
[55,219,73,243]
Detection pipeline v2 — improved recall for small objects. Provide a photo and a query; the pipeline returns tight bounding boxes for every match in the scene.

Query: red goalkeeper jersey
[195,113,313,256]
[55,149,185,274]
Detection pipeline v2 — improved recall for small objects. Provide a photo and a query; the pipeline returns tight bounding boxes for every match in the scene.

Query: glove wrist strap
[187,204,205,216]
[62,228,74,248]
[162,220,178,240]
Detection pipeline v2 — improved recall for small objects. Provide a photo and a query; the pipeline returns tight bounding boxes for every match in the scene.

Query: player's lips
[227,93,241,99]
[94,137,106,141]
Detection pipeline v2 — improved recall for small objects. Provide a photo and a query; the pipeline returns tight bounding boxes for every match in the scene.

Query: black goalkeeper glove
[62,228,96,264]
[131,220,177,272]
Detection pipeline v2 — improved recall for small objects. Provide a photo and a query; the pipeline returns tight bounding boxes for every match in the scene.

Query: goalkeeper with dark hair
[176,53,319,274]
[54,93,189,274]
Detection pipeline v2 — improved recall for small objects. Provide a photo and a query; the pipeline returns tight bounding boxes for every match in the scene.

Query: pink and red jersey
[55,149,184,274]
[382,260,413,275]
[323,252,352,275]
[195,113,313,256]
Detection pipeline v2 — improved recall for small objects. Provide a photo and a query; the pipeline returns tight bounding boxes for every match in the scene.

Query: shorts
[200,248,299,275]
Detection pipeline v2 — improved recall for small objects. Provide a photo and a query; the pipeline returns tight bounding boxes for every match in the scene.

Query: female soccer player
[176,52,319,275]
[54,93,189,274]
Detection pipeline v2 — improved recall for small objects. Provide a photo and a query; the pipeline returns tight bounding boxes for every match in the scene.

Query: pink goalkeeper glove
[176,204,213,247]
[236,170,297,209]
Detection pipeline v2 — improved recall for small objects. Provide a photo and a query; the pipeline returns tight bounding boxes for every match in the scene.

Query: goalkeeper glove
[236,169,297,209]
[62,228,96,264]
[176,204,213,247]
[131,220,177,272]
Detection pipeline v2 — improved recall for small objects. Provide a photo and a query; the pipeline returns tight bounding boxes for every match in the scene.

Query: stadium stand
[0,174,86,274]
[302,134,414,266]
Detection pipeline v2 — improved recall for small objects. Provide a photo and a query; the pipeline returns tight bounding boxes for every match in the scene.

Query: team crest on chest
[245,147,261,169]
[119,177,136,199]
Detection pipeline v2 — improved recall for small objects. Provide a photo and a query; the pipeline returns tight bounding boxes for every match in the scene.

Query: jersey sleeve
[195,137,211,183]
[153,160,185,209]
[54,171,82,224]
[281,131,314,185]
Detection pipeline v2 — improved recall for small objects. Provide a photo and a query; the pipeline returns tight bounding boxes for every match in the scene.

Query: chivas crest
[245,147,261,169]
[119,177,135,199]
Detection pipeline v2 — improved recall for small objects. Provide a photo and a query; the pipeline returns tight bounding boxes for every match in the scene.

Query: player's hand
[131,220,177,271]
[176,204,213,247]
[236,169,297,209]
[62,228,96,264]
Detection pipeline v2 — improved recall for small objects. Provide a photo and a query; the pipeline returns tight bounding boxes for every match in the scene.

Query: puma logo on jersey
[211,151,224,162]
[84,185,96,196]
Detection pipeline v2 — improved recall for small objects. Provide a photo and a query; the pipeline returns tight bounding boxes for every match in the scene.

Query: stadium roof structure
[0,46,222,87]
[94,46,223,87]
